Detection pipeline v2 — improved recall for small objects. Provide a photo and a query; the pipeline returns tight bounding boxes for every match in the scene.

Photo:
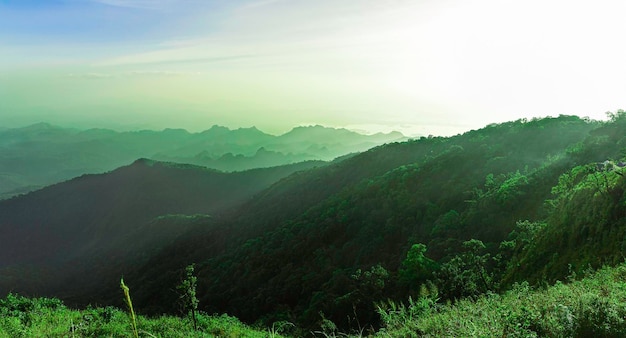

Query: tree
[435,239,494,300]
[399,243,438,288]
[177,264,199,330]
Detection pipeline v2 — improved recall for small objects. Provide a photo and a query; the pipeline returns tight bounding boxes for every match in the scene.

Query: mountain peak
[18,122,56,131]
[201,125,230,134]
[279,125,357,139]
[237,126,260,131]
[162,128,190,135]
[234,126,265,134]
[131,158,155,166]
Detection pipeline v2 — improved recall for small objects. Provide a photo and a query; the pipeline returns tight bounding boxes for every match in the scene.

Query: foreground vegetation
[376,263,626,337]
[0,293,281,338]
[3,263,626,337]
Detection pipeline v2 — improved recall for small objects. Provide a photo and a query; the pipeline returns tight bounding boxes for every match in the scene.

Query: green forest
[2,112,626,337]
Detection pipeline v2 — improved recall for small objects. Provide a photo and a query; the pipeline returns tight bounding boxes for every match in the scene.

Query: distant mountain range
[0,123,406,199]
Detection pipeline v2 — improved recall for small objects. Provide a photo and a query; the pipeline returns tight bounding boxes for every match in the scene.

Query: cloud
[65,72,113,79]
[125,70,200,77]
[96,51,255,67]
[239,0,286,10]
[64,70,201,79]
[89,0,179,10]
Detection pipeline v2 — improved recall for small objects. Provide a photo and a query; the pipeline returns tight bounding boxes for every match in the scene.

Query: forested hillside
[112,114,626,334]
[3,113,626,337]
[187,115,601,330]
[504,111,626,285]
[0,159,325,302]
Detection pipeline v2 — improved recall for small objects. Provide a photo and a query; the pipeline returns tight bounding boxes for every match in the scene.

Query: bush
[376,263,626,337]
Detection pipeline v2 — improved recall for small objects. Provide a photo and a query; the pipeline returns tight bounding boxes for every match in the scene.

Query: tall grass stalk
[120,278,139,338]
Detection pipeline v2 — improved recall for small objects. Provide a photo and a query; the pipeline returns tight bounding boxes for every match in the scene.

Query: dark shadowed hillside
[0,159,325,301]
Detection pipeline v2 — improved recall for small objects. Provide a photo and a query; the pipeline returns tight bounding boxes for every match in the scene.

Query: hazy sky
[1,0,626,135]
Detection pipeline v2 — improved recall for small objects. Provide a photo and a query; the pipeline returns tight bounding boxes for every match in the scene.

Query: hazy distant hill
[0,158,325,300]
[0,123,406,198]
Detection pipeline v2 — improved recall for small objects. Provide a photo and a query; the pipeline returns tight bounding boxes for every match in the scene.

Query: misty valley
[0,123,406,199]
[2,113,626,336]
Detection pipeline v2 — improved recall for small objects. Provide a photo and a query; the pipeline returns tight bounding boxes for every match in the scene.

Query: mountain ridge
[0,123,407,199]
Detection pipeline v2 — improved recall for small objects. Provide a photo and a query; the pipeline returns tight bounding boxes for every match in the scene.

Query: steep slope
[196,116,597,329]
[0,159,325,300]
[124,115,599,330]
[504,111,626,285]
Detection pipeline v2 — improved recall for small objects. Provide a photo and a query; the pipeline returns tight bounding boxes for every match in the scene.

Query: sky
[1,0,626,136]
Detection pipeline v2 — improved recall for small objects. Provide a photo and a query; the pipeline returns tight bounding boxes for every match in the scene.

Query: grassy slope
[3,263,626,337]
[0,293,281,338]
[376,263,626,338]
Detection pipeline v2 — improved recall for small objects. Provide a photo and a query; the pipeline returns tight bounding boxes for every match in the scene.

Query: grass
[120,278,139,338]
[3,263,626,337]
[0,293,282,337]
[375,263,626,337]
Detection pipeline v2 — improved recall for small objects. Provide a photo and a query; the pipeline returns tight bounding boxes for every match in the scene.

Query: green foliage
[312,312,343,337]
[0,294,279,337]
[399,244,438,288]
[435,239,495,300]
[606,109,626,123]
[377,263,626,337]
[177,263,200,330]
[0,293,65,336]
[509,157,626,284]
[508,220,546,246]
[191,115,600,331]
[376,283,439,336]
[495,170,529,205]
[351,264,390,291]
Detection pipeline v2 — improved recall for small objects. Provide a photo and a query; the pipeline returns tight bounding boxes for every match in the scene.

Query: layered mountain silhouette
[0,123,406,199]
